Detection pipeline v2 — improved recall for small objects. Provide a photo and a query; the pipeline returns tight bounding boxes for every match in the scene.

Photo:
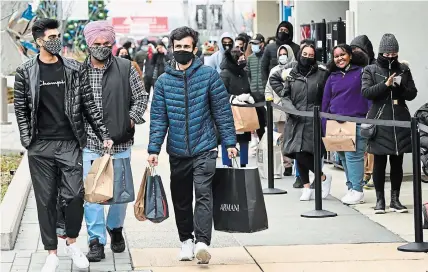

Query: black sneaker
[87,238,105,262]
[293,176,303,188]
[283,167,292,176]
[107,227,126,253]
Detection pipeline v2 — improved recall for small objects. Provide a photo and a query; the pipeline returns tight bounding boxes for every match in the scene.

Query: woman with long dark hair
[270,44,331,201]
[322,44,370,205]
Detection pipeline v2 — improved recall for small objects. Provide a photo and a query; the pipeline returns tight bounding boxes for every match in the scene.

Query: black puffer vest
[97,57,134,144]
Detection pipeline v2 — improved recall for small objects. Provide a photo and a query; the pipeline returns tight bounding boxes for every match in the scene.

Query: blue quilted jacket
[148,58,237,157]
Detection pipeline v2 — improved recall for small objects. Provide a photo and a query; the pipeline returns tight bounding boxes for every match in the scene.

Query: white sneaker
[41,254,59,272]
[300,188,314,201]
[179,239,194,261]
[341,190,353,203]
[65,242,89,269]
[341,190,365,205]
[195,242,211,264]
[322,174,332,199]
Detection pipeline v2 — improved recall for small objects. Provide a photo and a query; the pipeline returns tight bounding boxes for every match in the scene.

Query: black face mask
[377,54,399,69]
[278,32,290,42]
[222,43,232,51]
[174,50,194,65]
[300,56,315,67]
[120,55,131,61]
[352,51,369,67]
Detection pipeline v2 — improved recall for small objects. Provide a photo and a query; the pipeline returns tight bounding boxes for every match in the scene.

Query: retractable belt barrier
[232,101,287,194]
[230,100,428,252]
[267,102,427,252]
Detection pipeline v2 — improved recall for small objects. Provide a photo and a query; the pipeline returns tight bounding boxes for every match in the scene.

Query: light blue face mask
[251,44,261,53]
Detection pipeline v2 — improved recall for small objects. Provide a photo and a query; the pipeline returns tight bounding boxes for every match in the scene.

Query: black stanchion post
[263,100,287,195]
[301,106,337,218]
[398,118,428,252]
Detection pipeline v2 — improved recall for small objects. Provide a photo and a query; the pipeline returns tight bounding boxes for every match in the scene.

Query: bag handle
[231,156,240,168]
[150,166,157,176]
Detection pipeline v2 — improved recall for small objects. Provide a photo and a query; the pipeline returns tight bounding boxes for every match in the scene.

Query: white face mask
[278,55,288,65]
[251,44,261,53]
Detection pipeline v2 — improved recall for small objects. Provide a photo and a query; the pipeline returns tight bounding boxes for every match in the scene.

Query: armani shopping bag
[103,157,135,205]
[134,167,151,221]
[84,154,114,203]
[213,166,268,233]
[144,171,169,223]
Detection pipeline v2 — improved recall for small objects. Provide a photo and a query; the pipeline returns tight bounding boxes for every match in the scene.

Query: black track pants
[28,139,84,250]
[169,151,217,246]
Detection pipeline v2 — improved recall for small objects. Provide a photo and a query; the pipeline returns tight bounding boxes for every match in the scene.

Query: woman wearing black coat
[220,47,253,167]
[362,34,417,214]
[269,44,331,201]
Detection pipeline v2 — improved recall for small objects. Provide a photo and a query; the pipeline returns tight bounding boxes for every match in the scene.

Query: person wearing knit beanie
[361,32,418,215]
[378,33,399,54]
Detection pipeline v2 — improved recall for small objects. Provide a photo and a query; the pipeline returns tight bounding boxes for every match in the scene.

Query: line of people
[269,32,418,212]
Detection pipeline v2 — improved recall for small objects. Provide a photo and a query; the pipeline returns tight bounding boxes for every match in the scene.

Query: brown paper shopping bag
[322,120,356,152]
[134,167,151,221]
[232,106,260,132]
[84,154,114,203]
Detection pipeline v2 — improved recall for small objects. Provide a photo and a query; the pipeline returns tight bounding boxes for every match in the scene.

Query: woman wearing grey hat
[362,33,418,214]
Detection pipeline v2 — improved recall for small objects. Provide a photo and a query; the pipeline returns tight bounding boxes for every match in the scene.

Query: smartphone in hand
[393,75,402,86]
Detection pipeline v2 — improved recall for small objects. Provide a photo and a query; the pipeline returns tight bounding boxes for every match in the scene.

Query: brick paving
[0,188,135,272]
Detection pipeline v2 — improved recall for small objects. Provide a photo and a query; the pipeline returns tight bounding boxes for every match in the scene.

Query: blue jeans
[83,148,131,245]
[337,125,366,192]
[222,141,248,166]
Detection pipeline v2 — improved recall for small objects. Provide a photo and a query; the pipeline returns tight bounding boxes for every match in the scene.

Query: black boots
[87,238,105,262]
[389,190,408,213]
[374,191,386,214]
[107,227,126,253]
[375,190,408,214]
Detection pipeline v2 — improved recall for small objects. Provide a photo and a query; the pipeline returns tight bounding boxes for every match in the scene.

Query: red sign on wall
[112,17,169,34]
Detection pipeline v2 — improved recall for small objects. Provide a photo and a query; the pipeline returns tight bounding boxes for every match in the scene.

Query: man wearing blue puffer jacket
[147,26,237,265]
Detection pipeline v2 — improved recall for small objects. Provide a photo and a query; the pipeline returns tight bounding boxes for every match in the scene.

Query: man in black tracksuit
[14,18,112,272]
[261,21,300,87]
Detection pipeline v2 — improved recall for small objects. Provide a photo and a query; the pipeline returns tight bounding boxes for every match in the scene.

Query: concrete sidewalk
[1,109,428,272]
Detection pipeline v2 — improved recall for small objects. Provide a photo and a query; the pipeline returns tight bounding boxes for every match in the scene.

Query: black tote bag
[144,172,169,223]
[103,157,135,205]
[213,166,268,233]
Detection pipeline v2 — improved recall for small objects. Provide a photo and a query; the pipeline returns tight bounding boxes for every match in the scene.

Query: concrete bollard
[1,77,11,125]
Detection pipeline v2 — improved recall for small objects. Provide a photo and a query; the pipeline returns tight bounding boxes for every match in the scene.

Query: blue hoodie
[205,32,233,73]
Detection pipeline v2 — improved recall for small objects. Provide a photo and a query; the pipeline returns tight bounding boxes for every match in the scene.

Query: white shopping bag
[257,131,283,179]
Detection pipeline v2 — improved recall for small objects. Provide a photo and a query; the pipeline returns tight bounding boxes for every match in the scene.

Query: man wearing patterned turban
[81,20,149,262]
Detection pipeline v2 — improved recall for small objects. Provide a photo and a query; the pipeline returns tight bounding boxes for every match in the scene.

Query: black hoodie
[350,35,376,65]
[260,21,300,87]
